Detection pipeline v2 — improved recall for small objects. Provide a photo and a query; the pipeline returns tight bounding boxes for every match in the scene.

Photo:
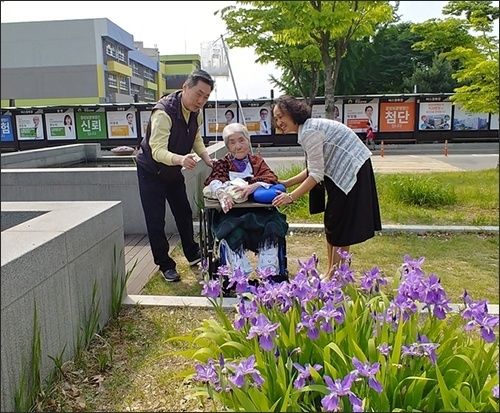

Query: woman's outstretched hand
[272,190,294,207]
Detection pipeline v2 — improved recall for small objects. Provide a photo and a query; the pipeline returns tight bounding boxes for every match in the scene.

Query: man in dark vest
[136,69,214,282]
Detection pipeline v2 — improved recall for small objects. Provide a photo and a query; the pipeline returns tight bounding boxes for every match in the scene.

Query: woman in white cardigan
[272,95,381,277]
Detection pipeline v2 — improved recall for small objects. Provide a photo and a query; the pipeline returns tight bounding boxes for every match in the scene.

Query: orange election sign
[379,100,415,132]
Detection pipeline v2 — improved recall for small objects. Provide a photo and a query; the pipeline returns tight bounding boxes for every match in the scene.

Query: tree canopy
[411,1,499,113]
[220,1,394,118]
[220,1,498,115]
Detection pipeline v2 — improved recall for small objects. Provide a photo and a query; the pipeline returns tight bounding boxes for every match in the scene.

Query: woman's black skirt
[323,158,381,246]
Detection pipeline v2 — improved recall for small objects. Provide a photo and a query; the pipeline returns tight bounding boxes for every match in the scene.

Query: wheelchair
[199,198,289,292]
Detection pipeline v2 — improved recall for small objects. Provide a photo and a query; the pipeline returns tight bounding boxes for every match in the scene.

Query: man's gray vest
[136,91,199,181]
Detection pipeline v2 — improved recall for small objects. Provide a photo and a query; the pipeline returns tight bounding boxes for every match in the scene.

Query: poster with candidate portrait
[1,114,14,142]
[344,98,379,132]
[311,101,343,123]
[203,102,238,138]
[379,98,416,132]
[45,109,77,140]
[239,103,272,135]
[418,101,452,130]
[106,109,137,139]
[139,110,152,138]
[15,111,45,140]
[452,106,489,130]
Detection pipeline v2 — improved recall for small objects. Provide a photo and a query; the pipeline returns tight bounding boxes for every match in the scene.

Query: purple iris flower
[321,373,362,412]
[297,311,320,340]
[216,264,233,278]
[297,254,321,278]
[233,298,258,330]
[201,279,222,298]
[247,314,280,351]
[377,343,392,357]
[493,384,499,399]
[420,274,451,319]
[417,334,439,365]
[290,272,313,302]
[462,291,499,342]
[228,355,265,388]
[256,266,276,280]
[227,267,250,294]
[257,282,293,313]
[336,248,352,262]
[474,313,499,343]
[292,362,322,389]
[331,264,356,287]
[352,357,383,393]
[401,336,439,365]
[316,300,345,333]
[360,266,387,294]
[393,295,419,321]
[402,343,421,358]
[401,255,426,277]
[194,359,220,389]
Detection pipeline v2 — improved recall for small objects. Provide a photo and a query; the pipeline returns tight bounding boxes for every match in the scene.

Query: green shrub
[390,176,457,207]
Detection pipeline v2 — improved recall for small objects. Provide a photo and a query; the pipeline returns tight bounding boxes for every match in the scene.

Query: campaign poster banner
[106,109,137,139]
[204,103,238,137]
[240,104,271,135]
[1,115,14,142]
[15,113,45,140]
[75,110,107,139]
[139,110,152,138]
[490,114,499,130]
[379,98,416,132]
[45,109,76,140]
[311,101,343,123]
[452,106,489,130]
[344,98,379,132]
[418,101,452,130]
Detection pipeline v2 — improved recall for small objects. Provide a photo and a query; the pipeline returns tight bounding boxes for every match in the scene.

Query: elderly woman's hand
[235,182,260,199]
[216,190,235,213]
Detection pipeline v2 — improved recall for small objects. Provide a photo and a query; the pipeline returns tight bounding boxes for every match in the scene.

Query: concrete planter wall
[1,201,124,412]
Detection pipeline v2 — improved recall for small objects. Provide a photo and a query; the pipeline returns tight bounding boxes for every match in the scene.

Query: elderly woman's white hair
[222,123,251,148]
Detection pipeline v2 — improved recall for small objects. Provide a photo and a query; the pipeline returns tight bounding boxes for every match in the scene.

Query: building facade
[0,19,195,106]
[159,54,201,96]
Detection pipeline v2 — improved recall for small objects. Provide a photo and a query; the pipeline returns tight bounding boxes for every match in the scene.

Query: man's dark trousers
[137,164,199,272]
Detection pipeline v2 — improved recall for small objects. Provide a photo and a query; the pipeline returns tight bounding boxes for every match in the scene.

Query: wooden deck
[124,233,179,294]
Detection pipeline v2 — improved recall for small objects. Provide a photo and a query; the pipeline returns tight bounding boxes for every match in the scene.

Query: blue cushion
[252,184,286,204]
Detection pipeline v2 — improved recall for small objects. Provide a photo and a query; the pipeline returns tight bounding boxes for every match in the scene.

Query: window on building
[166,74,187,90]
[118,76,129,93]
[105,43,116,58]
[130,61,141,77]
[144,89,156,101]
[108,73,117,89]
[131,84,141,95]
[144,69,155,82]
[117,49,126,63]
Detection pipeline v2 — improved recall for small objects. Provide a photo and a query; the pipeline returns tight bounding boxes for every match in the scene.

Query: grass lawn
[275,168,499,226]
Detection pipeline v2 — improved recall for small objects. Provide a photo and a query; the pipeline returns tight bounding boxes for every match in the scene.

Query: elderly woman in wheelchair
[203,123,288,282]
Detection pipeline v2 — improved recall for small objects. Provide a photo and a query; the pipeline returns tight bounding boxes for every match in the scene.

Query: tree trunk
[324,57,335,120]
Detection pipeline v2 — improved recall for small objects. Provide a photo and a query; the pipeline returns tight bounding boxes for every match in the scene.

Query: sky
[1,1,490,100]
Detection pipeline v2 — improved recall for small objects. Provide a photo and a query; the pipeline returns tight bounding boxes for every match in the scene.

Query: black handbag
[309,181,326,214]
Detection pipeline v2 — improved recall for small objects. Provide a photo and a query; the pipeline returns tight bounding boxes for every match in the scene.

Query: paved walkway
[265,154,499,174]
